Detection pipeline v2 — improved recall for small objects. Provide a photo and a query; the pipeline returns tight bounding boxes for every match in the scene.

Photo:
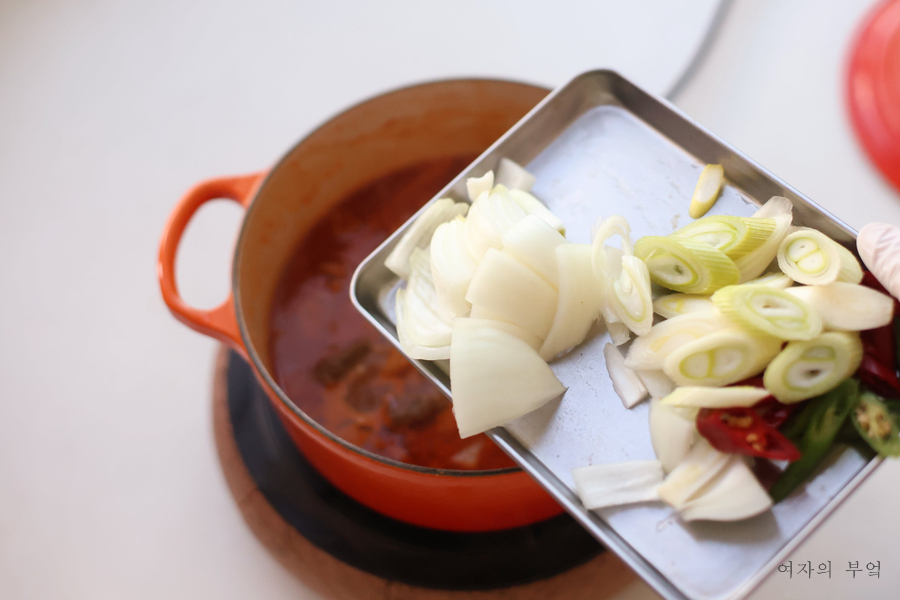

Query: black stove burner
[225,350,602,590]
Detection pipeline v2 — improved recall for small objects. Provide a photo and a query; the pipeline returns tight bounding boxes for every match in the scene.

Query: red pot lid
[848,0,900,193]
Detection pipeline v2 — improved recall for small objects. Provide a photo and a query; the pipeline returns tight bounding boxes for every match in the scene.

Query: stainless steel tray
[350,70,882,600]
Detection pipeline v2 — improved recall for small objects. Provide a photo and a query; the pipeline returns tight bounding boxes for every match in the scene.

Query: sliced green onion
[430,216,477,317]
[777,227,863,285]
[495,158,536,192]
[572,461,663,509]
[540,244,604,360]
[753,195,793,219]
[508,189,565,234]
[745,271,793,289]
[712,284,823,340]
[385,198,468,279]
[501,214,567,288]
[608,255,654,336]
[663,329,782,387]
[466,171,494,202]
[786,282,894,332]
[465,187,527,262]
[634,236,739,294]
[465,248,559,340]
[763,331,863,403]
[673,216,776,260]
[730,196,795,282]
[688,164,725,219]
[661,386,770,409]
[624,312,732,370]
[653,293,715,319]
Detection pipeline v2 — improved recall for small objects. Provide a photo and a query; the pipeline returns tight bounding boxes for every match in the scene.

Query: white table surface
[1,0,897,599]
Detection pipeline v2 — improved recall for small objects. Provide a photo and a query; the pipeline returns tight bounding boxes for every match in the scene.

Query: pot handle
[157,172,266,358]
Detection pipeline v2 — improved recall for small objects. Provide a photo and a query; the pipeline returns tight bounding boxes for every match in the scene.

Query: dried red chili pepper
[861,324,895,368]
[728,376,797,428]
[857,354,900,399]
[696,407,802,461]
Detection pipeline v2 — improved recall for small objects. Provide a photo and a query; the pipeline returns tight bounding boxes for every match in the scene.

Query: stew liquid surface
[269,157,516,471]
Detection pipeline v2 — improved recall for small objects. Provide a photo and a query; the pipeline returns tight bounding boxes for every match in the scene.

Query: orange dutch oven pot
[157,79,564,532]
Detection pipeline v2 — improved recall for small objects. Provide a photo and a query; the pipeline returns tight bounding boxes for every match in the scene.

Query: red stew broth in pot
[269,157,516,471]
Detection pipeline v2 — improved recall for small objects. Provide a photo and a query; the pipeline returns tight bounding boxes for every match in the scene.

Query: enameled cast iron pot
[157,79,564,531]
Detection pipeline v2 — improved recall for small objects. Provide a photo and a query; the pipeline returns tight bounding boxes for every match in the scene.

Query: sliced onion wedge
[635,235,739,294]
[661,386,770,409]
[712,284,822,340]
[385,199,468,279]
[763,331,863,403]
[679,455,772,522]
[688,164,725,219]
[649,399,698,473]
[603,343,649,408]
[657,439,732,509]
[466,171,494,202]
[450,322,565,438]
[395,249,453,360]
[663,329,782,387]
[607,321,631,346]
[786,282,894,331]
[452,317,543,352]
[501,214,567,288]
[653,293,715,319]
[777,227,863,285]
[509,188,565,234]
[465,187,527,262]
[540,244,603,360]
[624,312,732,371]
[572,461,663,509]
[465,248,559,340]
[495,158,536,192]
[637,370,676,399]
[430,216,477,317]
[673,216,776,260]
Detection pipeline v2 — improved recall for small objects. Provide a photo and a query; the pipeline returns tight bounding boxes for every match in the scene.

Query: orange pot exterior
[158,79,562,532]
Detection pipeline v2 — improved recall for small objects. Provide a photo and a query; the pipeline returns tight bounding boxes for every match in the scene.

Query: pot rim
[232,77,549,478]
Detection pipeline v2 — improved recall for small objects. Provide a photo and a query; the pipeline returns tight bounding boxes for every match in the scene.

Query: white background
[1,0,898,598]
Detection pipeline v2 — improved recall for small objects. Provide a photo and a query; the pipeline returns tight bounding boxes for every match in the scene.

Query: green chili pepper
[769,379,860,503]
[834,417,861,444]
[852,391,900,457]
[780,401,814,442]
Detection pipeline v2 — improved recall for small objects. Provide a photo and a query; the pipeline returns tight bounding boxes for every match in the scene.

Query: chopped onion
[603,343,649,408]
[653,293,715,319]
[495,158,536,192]
[777,227,863,285]
[663,329,782,387]
[637,370,676,399]
[688,164,724,219]
[465,187,527,262]
[394,248,454,360]
[465,248,559,340]
[661,386,770,409]
[607,321,632,346]
[501,214,567,288]
[453,317,543,352]
[857,222,900,299]
[658,439,732,509]
[712,284,823,340]
[763,331,863,403]
[745,271,793,289]
[540,244,603,360]
[635,235,739,294]
[466,171,494,202]
[430,216,477,317]
[450,321,566,438]
[572,461,663,509]
[509,188,566,234]
[624,312,732,371]
[649,398,698,473]
[786,282,894,331]
[385,199,468,279]
[679,455,772,522]
[673,216,776,260]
